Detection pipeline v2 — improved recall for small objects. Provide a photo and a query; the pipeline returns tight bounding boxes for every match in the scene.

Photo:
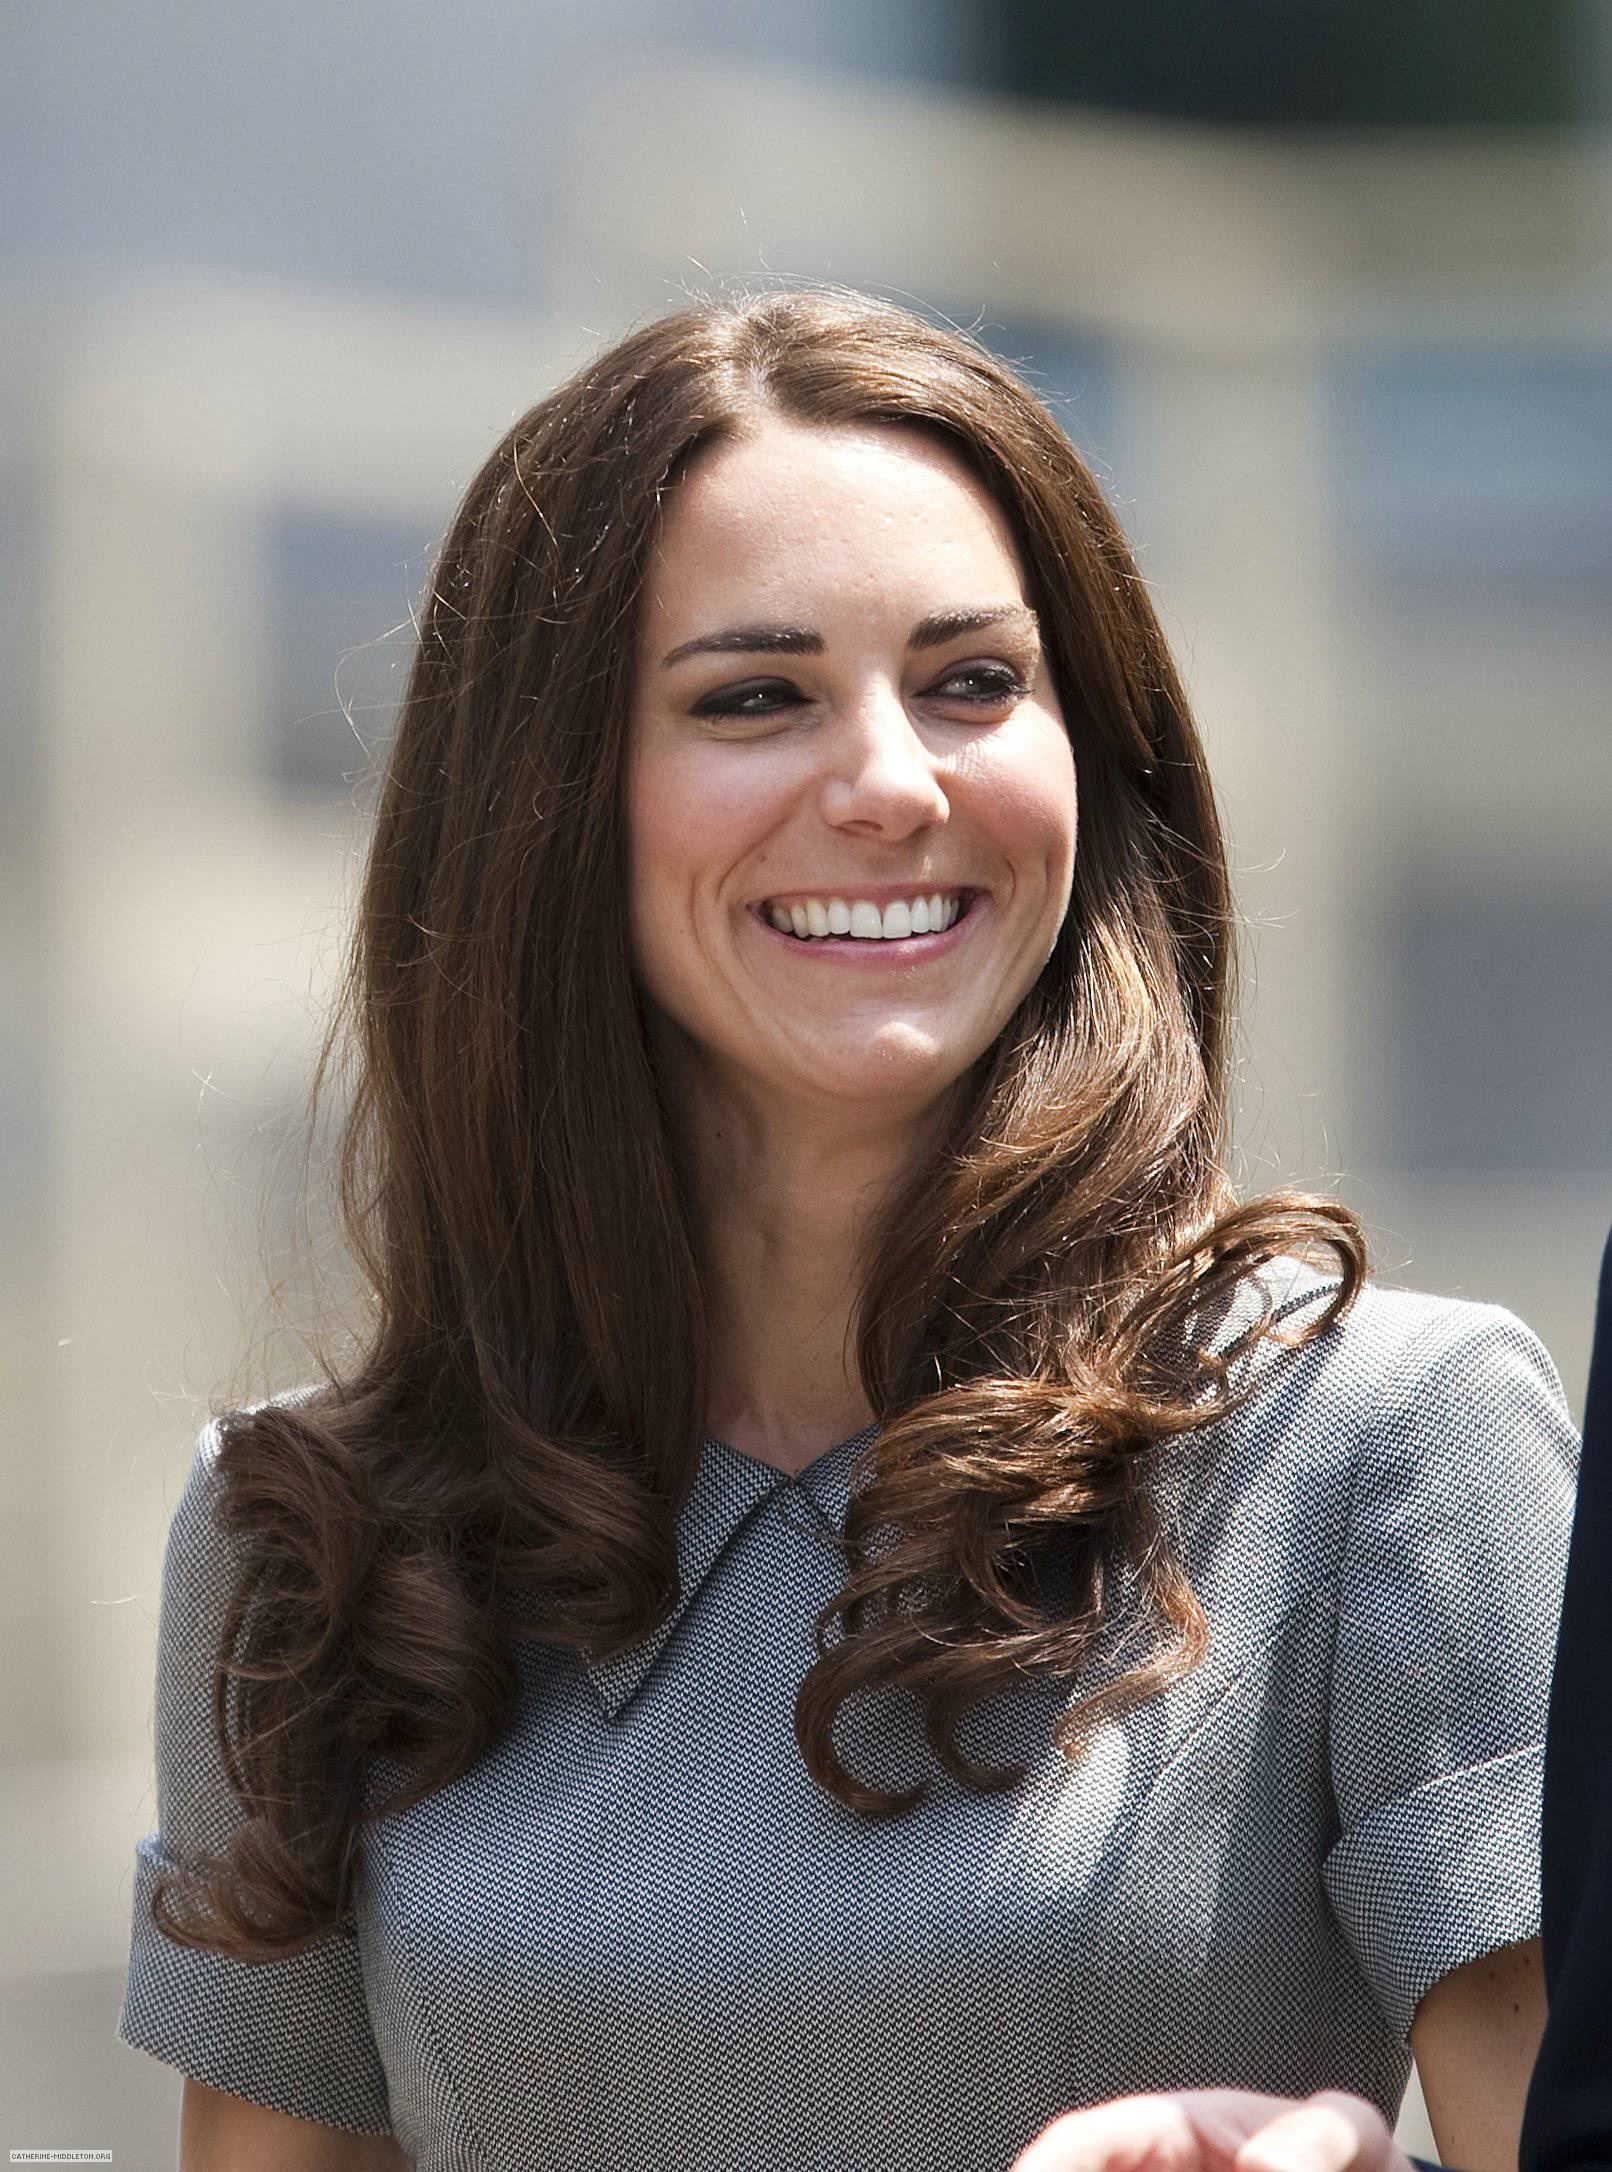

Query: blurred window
[1331,343,1612,606]
[945,311,1118,479]
[1380,884,1612,1172]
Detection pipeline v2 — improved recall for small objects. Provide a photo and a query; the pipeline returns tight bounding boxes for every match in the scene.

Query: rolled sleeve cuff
[1323,1740,1544,2043]
[118,1836,393,2136]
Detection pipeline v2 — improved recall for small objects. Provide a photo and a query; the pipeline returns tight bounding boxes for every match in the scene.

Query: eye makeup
[690,659,1032,722]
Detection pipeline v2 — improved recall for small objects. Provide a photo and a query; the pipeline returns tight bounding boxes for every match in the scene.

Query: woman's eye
[692,680,800,720]
[933,664,1028,705]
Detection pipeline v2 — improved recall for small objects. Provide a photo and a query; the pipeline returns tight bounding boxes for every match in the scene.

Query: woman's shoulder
[167,1381,339,1567]
[187,1379,334,1462]
[1209,1253,1568,1412]
[1159,1261,1579,1654]
[1177,1257,1578,1537]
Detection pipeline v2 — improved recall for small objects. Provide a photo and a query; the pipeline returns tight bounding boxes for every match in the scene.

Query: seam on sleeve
[1341,1734,1545,1829]
[120,1837,394,2133]
[1322,1738,1545,2041]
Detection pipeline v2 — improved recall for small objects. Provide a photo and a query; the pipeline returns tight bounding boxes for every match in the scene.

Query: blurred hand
[1008,2088,1416,2172]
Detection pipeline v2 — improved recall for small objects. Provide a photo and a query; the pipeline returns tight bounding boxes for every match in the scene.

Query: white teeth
[764,891,967,940]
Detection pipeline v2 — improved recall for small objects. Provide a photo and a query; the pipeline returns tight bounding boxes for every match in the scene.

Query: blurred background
[4,0,1611,2161]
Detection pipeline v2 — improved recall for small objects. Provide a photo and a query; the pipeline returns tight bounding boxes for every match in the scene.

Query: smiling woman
[117,287,1577,2172]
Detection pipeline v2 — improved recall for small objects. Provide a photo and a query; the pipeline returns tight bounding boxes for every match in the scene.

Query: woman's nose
[817,684,950,834]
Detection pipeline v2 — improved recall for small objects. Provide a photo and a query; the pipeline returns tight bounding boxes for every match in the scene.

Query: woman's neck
[646,1009,966,1472]
[675,1087,941,1477]
[694,1146,885,1475]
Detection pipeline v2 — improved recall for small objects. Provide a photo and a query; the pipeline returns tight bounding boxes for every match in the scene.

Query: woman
[117,287,1578,2172]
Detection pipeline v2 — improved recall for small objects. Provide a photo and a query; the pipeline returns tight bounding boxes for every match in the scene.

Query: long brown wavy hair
[152,283,1366,1960]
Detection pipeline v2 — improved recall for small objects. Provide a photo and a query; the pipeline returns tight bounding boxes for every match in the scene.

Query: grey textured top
[119,1263,1580,2172]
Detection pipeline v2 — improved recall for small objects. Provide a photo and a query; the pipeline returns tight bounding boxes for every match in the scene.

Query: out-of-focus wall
[4,10,1609,2165]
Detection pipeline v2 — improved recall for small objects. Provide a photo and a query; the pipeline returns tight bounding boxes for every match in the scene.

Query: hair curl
[151,283,1366,1959]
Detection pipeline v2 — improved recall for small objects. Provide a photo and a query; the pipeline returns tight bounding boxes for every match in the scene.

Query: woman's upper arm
[180,2076,410,2170]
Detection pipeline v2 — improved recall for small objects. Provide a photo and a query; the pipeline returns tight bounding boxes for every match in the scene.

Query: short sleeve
[117,1417,393,2136]
[1323,1297,1580,2042]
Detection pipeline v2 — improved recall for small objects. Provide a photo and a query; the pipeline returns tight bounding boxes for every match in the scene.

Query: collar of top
[573,1258,1344,1719]
[580,1422,882,1719]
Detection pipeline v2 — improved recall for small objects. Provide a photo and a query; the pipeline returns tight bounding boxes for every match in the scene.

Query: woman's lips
[748,891,986,961]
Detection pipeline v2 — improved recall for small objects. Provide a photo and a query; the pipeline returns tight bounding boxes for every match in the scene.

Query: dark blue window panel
[1380,885,1612,1173]
[976,315,1118,474]
[265,510,432,804]
[974,0,1577,127]
[911,300,1118,476]
[1329,342,1612,606]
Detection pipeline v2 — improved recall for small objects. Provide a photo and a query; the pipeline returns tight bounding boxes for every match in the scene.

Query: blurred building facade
[4,2,1611,2160]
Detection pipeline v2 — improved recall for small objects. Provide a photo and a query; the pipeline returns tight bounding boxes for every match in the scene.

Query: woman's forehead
[642,419,1028,630]
[668,414,995,522]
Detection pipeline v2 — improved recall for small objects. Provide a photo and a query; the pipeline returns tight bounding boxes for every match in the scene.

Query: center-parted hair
[153,285,1366,1959]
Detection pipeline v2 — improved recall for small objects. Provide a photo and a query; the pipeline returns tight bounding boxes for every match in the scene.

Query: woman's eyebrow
[659,604,1039,670]
[660,624,821,668]
[909,605,1039,651]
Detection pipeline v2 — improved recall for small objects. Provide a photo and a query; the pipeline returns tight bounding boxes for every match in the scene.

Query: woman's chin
[765,1033,979,1115]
